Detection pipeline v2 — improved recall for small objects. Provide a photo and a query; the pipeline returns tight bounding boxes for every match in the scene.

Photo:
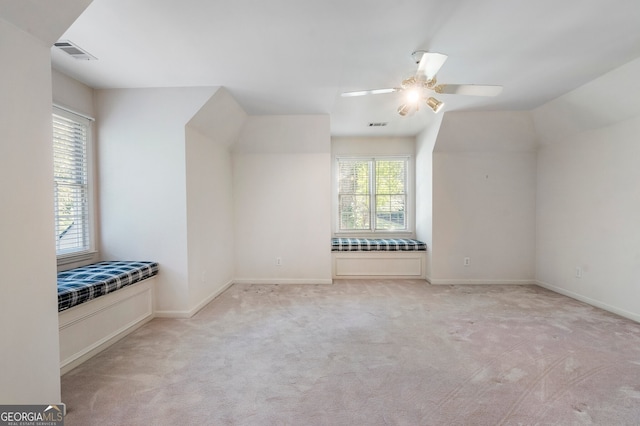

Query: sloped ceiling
[187,87,247,147]
[48,0,640,136]
[533,57,640,142]
[0,0,91,46]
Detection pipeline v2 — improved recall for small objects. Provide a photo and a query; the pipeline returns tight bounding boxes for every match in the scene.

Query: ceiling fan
[341,51,503,116]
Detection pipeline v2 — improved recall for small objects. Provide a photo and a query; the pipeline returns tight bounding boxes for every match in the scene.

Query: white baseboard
[60,316,153,375]
[151,310,191,319]
[188,279,234,317]
[535,280,640,323]
[429,278,536,285]
[155,279,234,318]
[233,278,333,285]
[156,278,333,318]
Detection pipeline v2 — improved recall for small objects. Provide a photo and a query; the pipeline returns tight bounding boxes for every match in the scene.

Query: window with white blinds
[337,157,408,232]
[53,108,93,258]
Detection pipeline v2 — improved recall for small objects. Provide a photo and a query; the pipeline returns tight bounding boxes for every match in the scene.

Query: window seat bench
[331,238,427,279]
[58,261,159,374]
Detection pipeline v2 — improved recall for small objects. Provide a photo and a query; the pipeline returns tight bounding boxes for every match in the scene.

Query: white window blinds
[337,157,407,232]
[375,159,407,230]
[53,109,91,256]
[338,159,371,230]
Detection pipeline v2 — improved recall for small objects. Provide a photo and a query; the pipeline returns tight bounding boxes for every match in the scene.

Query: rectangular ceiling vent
[54,40,97,60]
[368,122,388,127]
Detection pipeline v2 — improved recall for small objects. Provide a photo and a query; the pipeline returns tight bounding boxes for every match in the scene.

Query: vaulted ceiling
[49,0,640,136]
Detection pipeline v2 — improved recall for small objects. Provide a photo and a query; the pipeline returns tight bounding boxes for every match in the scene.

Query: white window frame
[53,105,97,265]
[334,155,414,236]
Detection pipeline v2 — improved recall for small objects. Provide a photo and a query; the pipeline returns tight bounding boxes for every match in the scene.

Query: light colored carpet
[61,280,640,425]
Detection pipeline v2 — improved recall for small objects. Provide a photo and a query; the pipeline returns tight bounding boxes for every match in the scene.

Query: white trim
[332,251,426,279]
[189,279,234,316]
[429,278,536,285]
[56,250,98,266]
[155,279,235,319]
[53,102,95,122]
[152,310,193,319]
[535,280,640,323]
[333,155,415,235]
[53,106,97,262]
[155,279,332,318]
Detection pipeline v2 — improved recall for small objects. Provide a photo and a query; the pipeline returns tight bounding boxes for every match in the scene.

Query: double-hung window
[52,107,94,261]
[337,157,409,232]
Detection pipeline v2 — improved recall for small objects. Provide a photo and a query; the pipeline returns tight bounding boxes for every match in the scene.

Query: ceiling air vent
[54,40,97,60]
[368,122,388,127]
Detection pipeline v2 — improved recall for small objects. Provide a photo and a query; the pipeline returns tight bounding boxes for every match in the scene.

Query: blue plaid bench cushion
[58,261,159,312]
[331,238,427,252]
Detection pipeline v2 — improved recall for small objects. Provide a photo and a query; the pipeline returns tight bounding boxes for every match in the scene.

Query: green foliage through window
[338,157,407,231]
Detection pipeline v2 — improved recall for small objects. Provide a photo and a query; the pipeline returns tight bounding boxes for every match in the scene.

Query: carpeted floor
[61,280,640,425]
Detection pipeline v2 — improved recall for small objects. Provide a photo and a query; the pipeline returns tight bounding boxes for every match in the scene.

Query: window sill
[57,250,98,267]
[334,231,414,238]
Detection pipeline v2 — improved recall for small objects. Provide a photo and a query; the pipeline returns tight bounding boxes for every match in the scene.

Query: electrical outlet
[464,257,470,267]
[276,257,282,266]
[575,267,582,278]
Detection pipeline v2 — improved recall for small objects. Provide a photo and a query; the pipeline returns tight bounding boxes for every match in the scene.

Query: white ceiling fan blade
[436,84,503,97]
[341,88,398,97]
[416,52,448,80]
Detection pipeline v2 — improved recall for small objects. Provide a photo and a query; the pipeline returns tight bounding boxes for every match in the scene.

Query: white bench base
[332,252,426,279]
[59,276,156,375]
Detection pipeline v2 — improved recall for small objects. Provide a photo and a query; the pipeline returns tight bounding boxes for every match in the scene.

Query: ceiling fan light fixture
[426,97,444,113]
[401,76,416,89]
[405,89,421,104]
[342,50,501,118]
[397,103,415,117]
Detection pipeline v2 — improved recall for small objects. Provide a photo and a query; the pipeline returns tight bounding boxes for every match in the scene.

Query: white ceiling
[0,0,91,45]
[50,0,640,137]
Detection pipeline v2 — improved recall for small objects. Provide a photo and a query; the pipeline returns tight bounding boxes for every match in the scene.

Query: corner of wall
[185,88,246,313]
[429,110,537,284]
[532,57,640,321]
[415,116,443,281]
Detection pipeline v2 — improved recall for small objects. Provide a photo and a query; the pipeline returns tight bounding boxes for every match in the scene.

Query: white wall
[415,115,443,281]
[185,128,235,308]
[534,57,640,321]
[185,88,246,313]
[331,136,416,157]
[430,111,537,284]
[0,0,93,404]
[52,68,95,117]
[233,115,332,284]
[97,90,331,311]
[96,87,216,314]
[0,4,94,401]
